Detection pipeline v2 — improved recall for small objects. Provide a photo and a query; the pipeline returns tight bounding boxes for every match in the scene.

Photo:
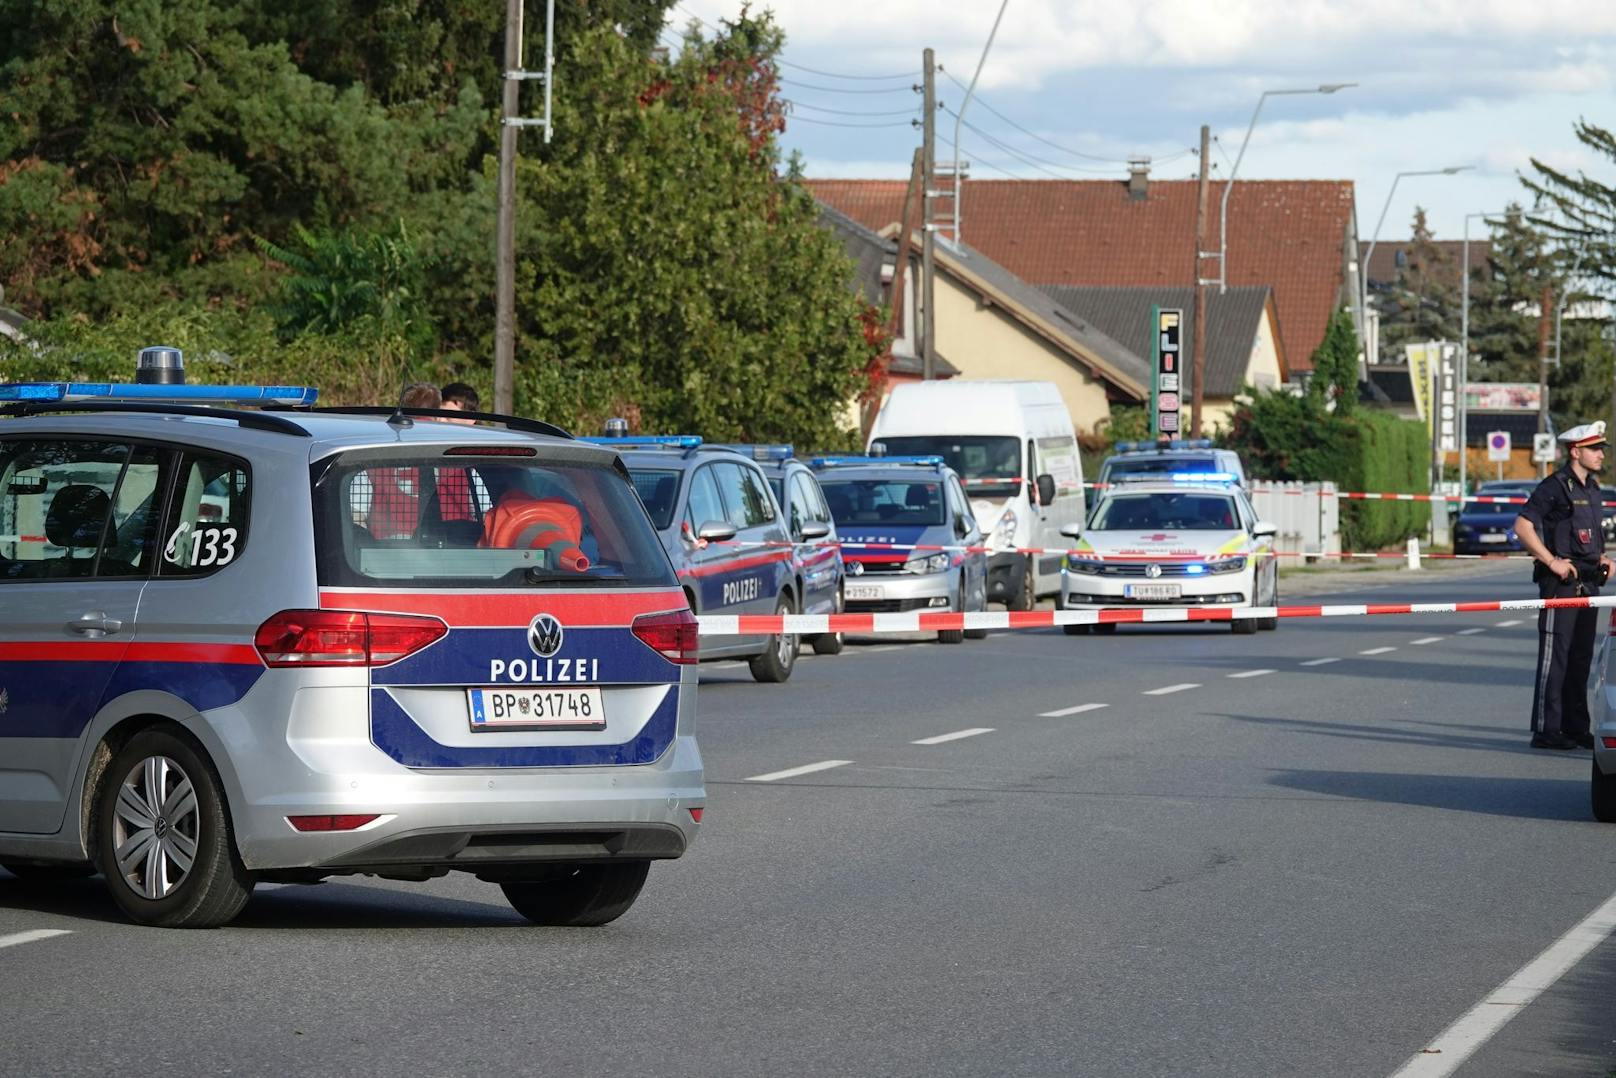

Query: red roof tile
[805,178,1357,372]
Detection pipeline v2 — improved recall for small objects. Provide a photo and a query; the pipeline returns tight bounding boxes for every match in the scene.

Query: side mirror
[1060,522,1083,539]
[799,521,831,541]
[1251,521,1278,539]
[1036,474,1057,507]
[697,520,738,543]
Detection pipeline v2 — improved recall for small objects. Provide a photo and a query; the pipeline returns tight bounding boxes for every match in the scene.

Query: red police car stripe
[318,588,688,627]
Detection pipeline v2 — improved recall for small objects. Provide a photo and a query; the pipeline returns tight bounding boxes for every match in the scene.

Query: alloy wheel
[112,755,200,901]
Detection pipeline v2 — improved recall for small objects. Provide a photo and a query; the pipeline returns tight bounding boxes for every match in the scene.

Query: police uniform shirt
[1519,464,1605,566]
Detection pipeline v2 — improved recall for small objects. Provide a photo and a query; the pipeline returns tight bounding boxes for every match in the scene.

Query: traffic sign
[1533,432,1557,464]
[1487,431,1510,462]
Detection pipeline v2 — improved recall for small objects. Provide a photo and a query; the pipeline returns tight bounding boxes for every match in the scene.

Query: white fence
[1249,481,1341,561]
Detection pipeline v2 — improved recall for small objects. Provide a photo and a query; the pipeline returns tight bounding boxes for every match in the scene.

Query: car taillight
[632,608,699,665]
[254,610,447,667]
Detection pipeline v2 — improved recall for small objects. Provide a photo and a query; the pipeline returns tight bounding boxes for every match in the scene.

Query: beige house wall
[933,273,1117,438]
[1200,305,1284,435]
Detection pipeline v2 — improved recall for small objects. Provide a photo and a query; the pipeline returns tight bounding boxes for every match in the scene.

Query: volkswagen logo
[1145,563,1162,579]
[528,614,565,657]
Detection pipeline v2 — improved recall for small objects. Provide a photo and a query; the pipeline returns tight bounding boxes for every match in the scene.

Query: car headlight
[990,509,1017,552]
[904,552,951,574]
[1065,557,1103,575]
[1206,556,1247,574]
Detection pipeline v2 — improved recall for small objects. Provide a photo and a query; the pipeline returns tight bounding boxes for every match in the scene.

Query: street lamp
[1216,83,1356,294]
[1360,166,1474,362]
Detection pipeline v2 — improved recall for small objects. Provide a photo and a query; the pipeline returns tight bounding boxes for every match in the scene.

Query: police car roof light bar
[1168,438,1214,450]
[0,382,320,407]
[578,435,703,449]
[809,455,945,469]
[714,443,794,461]
[1170,471,1238,483]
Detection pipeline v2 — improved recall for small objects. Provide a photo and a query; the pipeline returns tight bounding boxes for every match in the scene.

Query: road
[3,563,1615,1077]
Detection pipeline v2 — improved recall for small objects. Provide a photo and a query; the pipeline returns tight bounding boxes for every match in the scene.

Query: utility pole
[1190,123,1211,438]
[887,148,924,344]
[921,47,936,381]
[493,0,524,415]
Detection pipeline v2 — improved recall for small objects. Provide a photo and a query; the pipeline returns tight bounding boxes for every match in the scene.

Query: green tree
[1309,307,1360,415]
[1469,205,1555,384]
[1377,207,1462,353]
[1523,121,1616,293]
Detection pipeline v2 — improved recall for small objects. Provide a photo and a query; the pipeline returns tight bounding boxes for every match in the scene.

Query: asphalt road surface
[4,564,1616,1077]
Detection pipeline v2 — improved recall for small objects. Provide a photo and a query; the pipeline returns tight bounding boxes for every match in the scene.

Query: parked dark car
[1452,481,1535,555]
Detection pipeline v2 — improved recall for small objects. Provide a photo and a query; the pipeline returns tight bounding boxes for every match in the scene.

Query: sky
[666,0,1616,245]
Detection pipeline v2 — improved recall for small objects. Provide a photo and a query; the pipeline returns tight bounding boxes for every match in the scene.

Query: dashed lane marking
[1300,657,1340,667]
[0,930,71,951]
[1496,619,1523,628]
[1360,646,1397,656]
[1389,890,1616,1077]
[1143,683,1200,696]
[1411,636,1444,645]
[745,760,853,783]
[1228,669,1275,679]
[912,728,995,745]
[1456,627,1486,636]
[1039,703,1109,718]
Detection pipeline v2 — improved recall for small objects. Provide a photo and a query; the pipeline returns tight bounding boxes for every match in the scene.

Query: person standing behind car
[1515,421,1616,750]
[440,382,480,422]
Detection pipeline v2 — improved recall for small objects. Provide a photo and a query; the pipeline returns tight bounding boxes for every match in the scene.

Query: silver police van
[587,436,806,681]
[0,356,704,928]
[810,455,989,644]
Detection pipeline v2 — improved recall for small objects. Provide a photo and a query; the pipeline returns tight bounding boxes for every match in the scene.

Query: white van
[869,380,1084,610]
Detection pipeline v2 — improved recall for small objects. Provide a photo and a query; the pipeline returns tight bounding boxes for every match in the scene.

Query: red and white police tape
[695,535,1532,561]
[695,594,1616,636]
[1085,482,1528,505]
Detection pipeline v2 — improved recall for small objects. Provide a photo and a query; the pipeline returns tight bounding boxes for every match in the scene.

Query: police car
[0,351,704,928]
[586,436,803,681]
[1058,476,1279,635]
[1098,439,1248,489]
[811,455,989,644]
[717,445,846,656]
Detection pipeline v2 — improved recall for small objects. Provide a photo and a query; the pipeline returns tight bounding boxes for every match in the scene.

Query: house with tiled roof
[806,173,1362,377]
[1038,285,1286,432]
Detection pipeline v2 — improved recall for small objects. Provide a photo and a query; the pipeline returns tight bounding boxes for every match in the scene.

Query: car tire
[1007,560,1035,612]
[965,574,989,640]
[1594,757,1616,823]
[95,727,254,929]
[1092,622,1117,635]
[1063,623,1090,636]
[1231,614,1259,635]
[501,861,651,926]
[1,862,95,881]
[1258,574,1279,631]
[749,596,799,683]
[813,588,846,655]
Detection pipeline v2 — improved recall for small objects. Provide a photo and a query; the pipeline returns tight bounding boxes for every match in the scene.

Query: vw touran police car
[1059,479,1278,635]
[0,365,703,928]
[812,456,989,644]
[590,436,803,681]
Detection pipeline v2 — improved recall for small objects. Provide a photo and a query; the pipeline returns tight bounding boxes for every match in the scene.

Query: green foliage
[1309,308,1360,415]
[255,223,430,353]
[1101,405,1151,448]
[1523,121,1616,296]
[1223,389,1429,550]
[1377,207,1462,353]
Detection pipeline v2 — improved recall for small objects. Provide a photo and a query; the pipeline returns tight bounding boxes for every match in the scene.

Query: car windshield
[627,468,681,530]
[870,436,1020,494]
[314,452,676,588]
[819,478,946,526]
[1089,492,1238,531]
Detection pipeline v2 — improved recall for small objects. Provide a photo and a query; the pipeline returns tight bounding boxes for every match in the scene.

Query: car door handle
[67,612,123,637]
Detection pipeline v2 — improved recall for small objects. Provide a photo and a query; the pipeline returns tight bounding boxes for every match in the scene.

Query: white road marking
[912,728,995,745]
[0,930,71,951]
[1360,646,1397,656]
[1143,683,1200,696]
[1411,637,1444,645]
[1496,619,1523,628]
[1039,703,1110,717]
[1300,657,1340,667]
[1389,890,1616,1077]
[1228,669,1275,679]
[1457,628,1486,636]
[745,760,853,782]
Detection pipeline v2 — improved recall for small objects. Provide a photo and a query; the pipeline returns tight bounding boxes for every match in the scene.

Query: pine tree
[1376,207,1462,353]
[1469,205,1555,384]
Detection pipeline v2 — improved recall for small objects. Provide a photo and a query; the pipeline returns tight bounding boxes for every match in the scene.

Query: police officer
[1515,421,1616,750]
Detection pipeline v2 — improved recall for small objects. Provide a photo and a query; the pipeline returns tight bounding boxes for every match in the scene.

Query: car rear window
[313,452,676,588]
[626,468,681,530]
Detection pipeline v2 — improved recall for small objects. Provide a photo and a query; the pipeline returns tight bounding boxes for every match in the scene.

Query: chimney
[1127,156,1150,201]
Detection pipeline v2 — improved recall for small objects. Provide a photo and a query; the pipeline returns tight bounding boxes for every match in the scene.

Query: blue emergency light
[1113,438,1216,454]
[1170,471,1238,484]
[0,382,319,407]
[578,435,703,449]
[714,443,794,461]
[809,455,945,470]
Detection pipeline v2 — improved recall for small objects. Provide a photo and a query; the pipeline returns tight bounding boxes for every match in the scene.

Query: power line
[777,58,919,82]
[786,114,918,129]
[938,69,1135,164]
[781,77,918,96]
[942,105,1125,176]
[784,99,919,118]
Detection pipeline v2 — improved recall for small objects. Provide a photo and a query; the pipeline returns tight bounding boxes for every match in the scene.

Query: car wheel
[1594,757,1616,823]
[965,573,989,640]
[1007,560,1035,612]
[1258,573,1279,631]
[1092,622,1117,635]
[1,862,95,881]
[501,861,651,927]
[95,727,254,928]
[813,588,846,655]
[749,596,799,683]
